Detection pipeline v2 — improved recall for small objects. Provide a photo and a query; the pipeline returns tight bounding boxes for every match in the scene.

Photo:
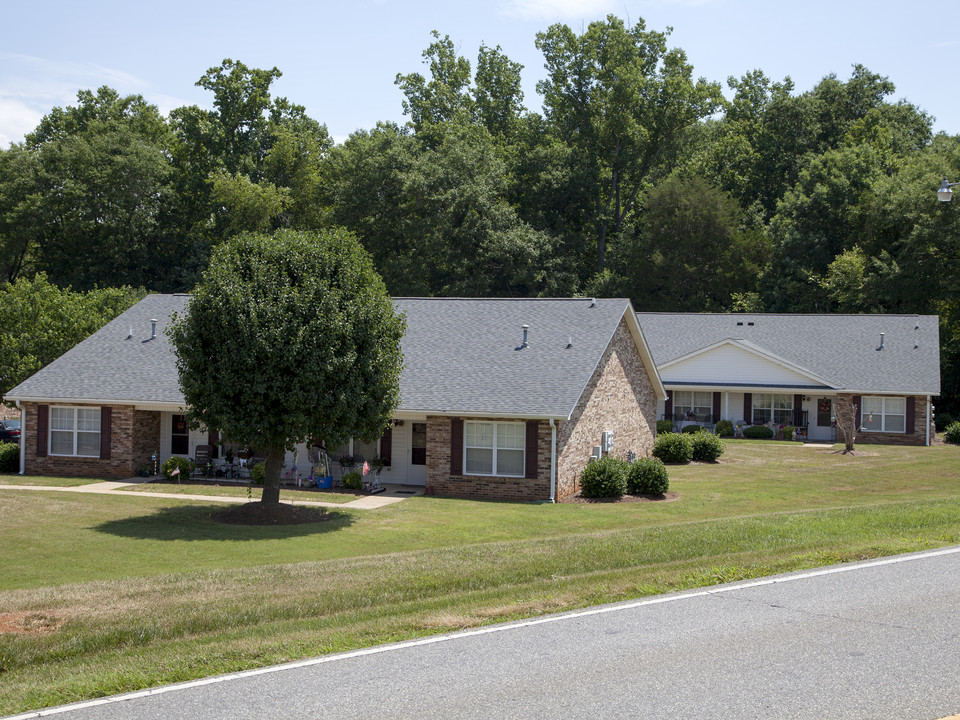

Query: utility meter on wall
[601,431,614,453]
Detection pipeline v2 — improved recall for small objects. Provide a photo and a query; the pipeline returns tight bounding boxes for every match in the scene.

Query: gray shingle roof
[6,295,646,418]
[394,297,638,417]
[635,312,941,395]
[6,294,190,405]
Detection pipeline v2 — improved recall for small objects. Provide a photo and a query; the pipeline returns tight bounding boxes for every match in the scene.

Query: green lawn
[0,475,106,487]
[122,481,357,504]
[1,440,959,715]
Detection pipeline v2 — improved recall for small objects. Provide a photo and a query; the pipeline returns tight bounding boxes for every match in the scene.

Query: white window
[672,391,712,421]
[861,396,905,433]
[464,421,525,477]
[753,394,793,425]
[50,407,101,457]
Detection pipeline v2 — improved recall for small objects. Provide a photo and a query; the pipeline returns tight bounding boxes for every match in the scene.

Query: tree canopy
[169,229,405,506]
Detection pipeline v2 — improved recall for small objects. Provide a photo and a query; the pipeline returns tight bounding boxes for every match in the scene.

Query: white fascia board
[3,395,185,409]
[658,338,841,390]
[397,408,570,421]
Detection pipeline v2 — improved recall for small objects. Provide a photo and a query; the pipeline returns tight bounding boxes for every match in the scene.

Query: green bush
[656,419,675,435]
[780,425,795,440]
[626,457,669,495]
[342,470,363,490]
[743,424,774,439]
[715,419,734,437]
[653,432,693,464]
[945,421,960,445]
[250,463,265,484]
[936,412,956,432]
[160,456,191,480]
[579,456,628,498]
[0,442,19,473]
[690,432,725,462]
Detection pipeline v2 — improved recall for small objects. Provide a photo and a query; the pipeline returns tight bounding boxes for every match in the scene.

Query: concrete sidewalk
[0,480,421,510]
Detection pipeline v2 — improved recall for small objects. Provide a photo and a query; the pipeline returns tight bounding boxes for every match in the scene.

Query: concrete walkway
[0,479,421,510]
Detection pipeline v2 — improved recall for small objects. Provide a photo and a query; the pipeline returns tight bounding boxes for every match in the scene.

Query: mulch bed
[210,502,334,525]
[560,491,679,504]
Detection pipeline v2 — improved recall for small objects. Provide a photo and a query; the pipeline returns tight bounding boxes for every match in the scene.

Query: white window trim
[49,406,101,458]
[464,421,526,478]
[752,393,793,425]
[673,390,712,422]
[860,396,906,434]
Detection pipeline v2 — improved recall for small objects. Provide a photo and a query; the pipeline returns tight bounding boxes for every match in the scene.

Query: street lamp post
[938,177,960,202]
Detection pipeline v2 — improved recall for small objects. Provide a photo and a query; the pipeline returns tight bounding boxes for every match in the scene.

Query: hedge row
[579,455,670,499]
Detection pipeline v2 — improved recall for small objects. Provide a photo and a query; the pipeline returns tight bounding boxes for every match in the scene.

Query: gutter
[926,394,931,447]
[15,401,24,475]
[549,419,557,503]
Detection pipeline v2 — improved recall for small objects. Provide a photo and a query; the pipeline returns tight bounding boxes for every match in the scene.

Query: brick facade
[424,319,658,502]
[20,402,162,478]
[555,318,657,498]
[835,393,931,446]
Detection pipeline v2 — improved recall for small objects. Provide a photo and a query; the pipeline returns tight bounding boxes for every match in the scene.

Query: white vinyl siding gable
[660,344,825,388]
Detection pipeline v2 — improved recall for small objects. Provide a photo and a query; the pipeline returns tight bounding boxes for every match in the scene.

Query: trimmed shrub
[780,425,795,440]
[656,419,675,435]
[0,442,19,473]
[579,456,628,498]
[342,470,363,490]
[161,456,191,480]
[250,463,265,484]
[653,432,693,464]
[743,424,774,439]
[715,419,734,437]
[690,432,725,462]
[626,457,669,496]
[681,424,704,434]
[945,421,960,445]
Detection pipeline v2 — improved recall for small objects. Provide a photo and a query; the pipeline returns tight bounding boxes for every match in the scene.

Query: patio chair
[192,444,214,478]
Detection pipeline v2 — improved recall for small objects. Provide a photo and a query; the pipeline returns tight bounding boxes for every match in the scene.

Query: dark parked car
[0,419,21,443]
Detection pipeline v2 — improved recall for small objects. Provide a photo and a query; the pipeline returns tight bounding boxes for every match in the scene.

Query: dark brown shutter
[664,395,673,422]
[905,396,916,434]
[207,429,219,459]
[525,420,539,479]
[450,419,463,475]
[853,396,861,429]
[712,393,721,423]
[36,404,49,457]
[794,394,804,427]
[99,407,112,459]
[380,426,392,466]
[743,393,753,424]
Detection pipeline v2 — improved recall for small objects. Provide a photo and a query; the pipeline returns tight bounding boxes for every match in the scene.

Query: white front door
[405,421,427,485]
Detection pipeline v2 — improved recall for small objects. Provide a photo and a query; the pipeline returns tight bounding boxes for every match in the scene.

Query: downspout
[549,419,557,503]
[16,401,24,475]
[926,395,931,447]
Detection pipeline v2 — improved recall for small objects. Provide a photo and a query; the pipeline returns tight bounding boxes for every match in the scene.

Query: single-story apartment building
[636,312,941,445]
[4,295,666,501]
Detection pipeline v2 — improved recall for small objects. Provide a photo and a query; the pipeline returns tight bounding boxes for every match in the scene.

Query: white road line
[8,545,960,720]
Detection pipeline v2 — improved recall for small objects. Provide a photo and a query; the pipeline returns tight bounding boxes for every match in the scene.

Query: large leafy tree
[169,229,405,507]
[0,274,145,398]
[535,15,724,272]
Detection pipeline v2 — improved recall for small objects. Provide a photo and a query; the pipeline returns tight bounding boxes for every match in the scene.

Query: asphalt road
[11,547,960,720]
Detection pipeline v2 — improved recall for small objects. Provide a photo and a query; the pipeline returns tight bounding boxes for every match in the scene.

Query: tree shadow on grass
[93,503,355,541]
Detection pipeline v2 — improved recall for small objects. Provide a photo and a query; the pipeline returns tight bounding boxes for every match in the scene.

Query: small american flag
[362,461,370,476]
[171,467,180,477]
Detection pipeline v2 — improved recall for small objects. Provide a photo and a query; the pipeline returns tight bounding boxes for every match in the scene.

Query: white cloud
[0,97,43,147]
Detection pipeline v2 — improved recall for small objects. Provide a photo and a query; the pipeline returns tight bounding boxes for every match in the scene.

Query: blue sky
[2,0,958,147]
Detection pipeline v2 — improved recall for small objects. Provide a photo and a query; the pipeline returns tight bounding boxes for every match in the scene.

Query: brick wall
[20,402,162,478]
[425,416,552,501]
[423,318,658,502]
[555,318,658,499]
[835,393,930,446]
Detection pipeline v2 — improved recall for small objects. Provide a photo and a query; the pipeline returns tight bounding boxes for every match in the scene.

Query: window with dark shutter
[380,426,392,466]
[99,407,112,460]
[906,397,916,434]
[525,421,539,479]
[450,419,463,475]
[36,404,49,458]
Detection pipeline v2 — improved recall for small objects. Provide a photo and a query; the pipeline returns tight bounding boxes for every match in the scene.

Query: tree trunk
[260,444,285,506]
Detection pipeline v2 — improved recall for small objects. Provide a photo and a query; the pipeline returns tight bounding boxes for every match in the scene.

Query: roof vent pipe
[150,319,158,340]
[589,298,596,308]
[521,324,529,349]
[877,332,885,351]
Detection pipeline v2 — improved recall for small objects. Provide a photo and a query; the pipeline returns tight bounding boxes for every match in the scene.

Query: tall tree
[535,15,724,272]
[170,229,405,507]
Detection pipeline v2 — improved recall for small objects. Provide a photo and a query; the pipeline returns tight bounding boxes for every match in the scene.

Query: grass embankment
[1,440,959,714]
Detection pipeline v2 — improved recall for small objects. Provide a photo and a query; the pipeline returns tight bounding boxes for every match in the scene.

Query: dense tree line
[2,15,959,415]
